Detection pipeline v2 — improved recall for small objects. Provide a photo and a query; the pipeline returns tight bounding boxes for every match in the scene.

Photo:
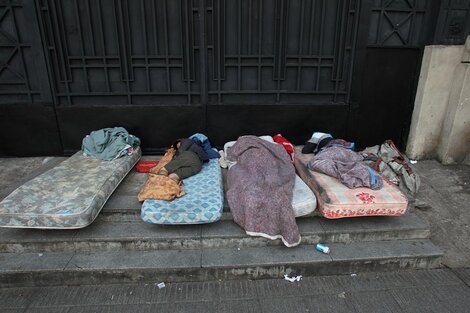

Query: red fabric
[135,160,160,173]
[273,134,295,161]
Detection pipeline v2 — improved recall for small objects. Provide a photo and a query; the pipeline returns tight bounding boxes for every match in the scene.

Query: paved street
[0,268,469,313]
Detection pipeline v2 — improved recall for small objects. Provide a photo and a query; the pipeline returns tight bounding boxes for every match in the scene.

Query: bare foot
[168,173,180,183]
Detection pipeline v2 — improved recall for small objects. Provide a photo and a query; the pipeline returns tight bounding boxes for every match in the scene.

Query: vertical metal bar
[50,0,71,82]
[248,0,252,54]
[346,0,360,104]
[213,0,225,103]
[29,0,55,103]
[114,0,132,104]
[376,0,385,44]
[296,0,305,91]
[33,0,65,150]
[162,0,170,92]
[181,0,192,103]
[257,0,263,91]
[308,0,316,55]
[85,0,95,56]
[315,0,325,91]
[10,4,32,103]
[332,0,341,81]
[237,0,241,91]
[333,0,347,103]
[112,0,124,81]
[73,0,90,92]
[123,0,133,83]
[198,0,208,114]
[141,0,150,92]
[49,0,72,104]
[96,0,111,92]
[275,0,288,102]
[152,0,158,54]
[407,9,416,45]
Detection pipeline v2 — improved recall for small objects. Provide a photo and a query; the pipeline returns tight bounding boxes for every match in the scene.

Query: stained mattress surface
[141,158,224,224]
[294,146,408,219]
[0,148,141,229]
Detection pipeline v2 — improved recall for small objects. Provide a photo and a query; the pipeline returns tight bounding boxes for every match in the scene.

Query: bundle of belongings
[295,132,416,219]
[360,140,420,195]
[139,133,224,225]
[0,127,141,229]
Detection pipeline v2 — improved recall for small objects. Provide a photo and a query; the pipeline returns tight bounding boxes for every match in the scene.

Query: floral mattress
[294,147,408,219]
[0,148,141,229]
[141,158,224,224]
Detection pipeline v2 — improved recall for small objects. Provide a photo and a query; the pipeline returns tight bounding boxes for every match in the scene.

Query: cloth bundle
[82,127,140,161]
[361,140,420,194]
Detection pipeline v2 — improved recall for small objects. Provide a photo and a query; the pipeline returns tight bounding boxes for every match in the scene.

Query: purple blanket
[307,146,383,190]
[227,136,300,247]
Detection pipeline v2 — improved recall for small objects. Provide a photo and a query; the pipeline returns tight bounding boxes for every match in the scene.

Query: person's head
[171,139,183,150]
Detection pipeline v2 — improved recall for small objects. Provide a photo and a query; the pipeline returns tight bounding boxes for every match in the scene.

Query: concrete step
[0,239,443,287]
[0,213,430,253]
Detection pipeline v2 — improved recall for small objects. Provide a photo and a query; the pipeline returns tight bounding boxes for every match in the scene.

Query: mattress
[0,148,141,229]
[224,137,316,217]
[294,146,408,219]
[292,175,317,217]
[141,158,224,224]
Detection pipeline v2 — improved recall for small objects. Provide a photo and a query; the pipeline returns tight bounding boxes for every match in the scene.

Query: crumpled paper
[284,274,302,282]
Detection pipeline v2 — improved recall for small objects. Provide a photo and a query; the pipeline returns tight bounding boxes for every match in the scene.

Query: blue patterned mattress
[141,158,224,224]
[0,148,141,229]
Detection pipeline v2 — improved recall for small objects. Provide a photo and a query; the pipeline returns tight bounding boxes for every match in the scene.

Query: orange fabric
[137,173,186,201]
[138,148,186,201]
[149,148,176,174]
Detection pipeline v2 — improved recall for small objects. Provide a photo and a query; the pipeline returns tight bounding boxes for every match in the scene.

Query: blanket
[227,136,300,247]
[138,148,185,201]
[307,146,383,190]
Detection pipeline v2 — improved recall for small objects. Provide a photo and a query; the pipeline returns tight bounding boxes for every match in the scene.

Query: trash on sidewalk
[156,282,166,289]
[338,292,347,299]
[315,243,330,254]
[284,274,302,282]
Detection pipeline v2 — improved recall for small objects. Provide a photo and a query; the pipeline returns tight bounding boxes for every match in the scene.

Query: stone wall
[407,36,470,164]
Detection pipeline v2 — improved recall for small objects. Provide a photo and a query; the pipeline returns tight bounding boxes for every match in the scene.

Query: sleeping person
[156,138,208,183]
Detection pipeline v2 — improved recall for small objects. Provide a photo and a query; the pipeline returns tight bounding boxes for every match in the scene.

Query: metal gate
[0,0,469,155]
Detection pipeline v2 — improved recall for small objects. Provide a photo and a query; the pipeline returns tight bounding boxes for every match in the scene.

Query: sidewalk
[0,157,468,312]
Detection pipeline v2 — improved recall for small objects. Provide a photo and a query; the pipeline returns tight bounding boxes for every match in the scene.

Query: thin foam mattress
[0,148,141,229]
[141,158,224,224]
[294,146,408,219]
